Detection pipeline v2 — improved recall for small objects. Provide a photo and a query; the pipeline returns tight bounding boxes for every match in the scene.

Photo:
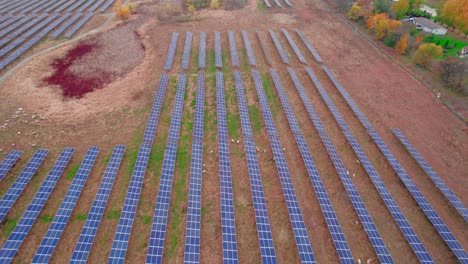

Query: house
[413,17,447,35]
[458,46,468,58]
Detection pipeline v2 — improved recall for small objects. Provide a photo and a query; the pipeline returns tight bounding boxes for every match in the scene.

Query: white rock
[32,144,36,147]
[352,173,355,177]
[357,160,360,164]
[203,163,206,167]
[15,111,20,115]
[231,139,235,143]
[11,143,15,146]
[202,170,206,173]
[283,148,285,151]
[358,259,361,264]
[18,107,23,111]
[367,259,372,264]
[17,131,21,135]
[236,140,240,144]
[31,115,36,119]
[346,170,349,175]
[210,150,213,154]
[0,149,2,152]
[356,221,358,225]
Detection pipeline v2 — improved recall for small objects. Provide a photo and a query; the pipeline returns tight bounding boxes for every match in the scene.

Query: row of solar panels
[263,0,293,8]
[0,0,114,15]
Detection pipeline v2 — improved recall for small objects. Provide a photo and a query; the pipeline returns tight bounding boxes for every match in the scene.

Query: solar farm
[0,1,467,264]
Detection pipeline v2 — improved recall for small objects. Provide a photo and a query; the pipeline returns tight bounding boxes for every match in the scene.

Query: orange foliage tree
[395,33,409,55]
[440,0,468,35]
[366,14,402,39]
[413,43,443,67]
[391,0,409,18]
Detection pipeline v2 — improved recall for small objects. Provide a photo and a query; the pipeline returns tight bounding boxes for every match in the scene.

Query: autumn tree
[440,0,468,35]
[413,43,443,67]
[388,20,403,32]
[391,0,409,18]
[374,0,391,13]
[374,18,390,39]
[348,0,373,20]
[348,4,361,20]
[440,57,466,93]
[395,33,409,54]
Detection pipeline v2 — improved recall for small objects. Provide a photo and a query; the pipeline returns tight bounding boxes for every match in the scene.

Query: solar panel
[2,0,27,13]
[0,149,48,222]
[198,32,206,69]
[64,12,93,38]
[70,145,126,264]
[233,71,277,263]
[268,30,289,64]
[263,0,272,7]
[44,0,68,13]
[7,0,39,14]
[32,146,100,264]
[0,16,21,31]
[53,0,75,13]
[19,0,49,14]
[164,32,179,71]
[214,31,223,68]
[228,30,239,67]
[284,0,293,7]
[107,143,151,263]
[251,69,315,263]
[181,31,193,70]
[183,73,205,264]
[77,0,97,12]
[67,0,87,12]
[270,69,355,263]
[0,13,47,48]
[293,29,323,63]
[146,73,188,263]
[215,72,239,264]
[0,148,74,264]
[242,30,256,66]
[51,13,82,38]
[0,150,22,181]
[143,74,170,144]
[256,30,272,66]
[273,0,283,7]
[31,0,58,13]
[368,129,467,262]
[89,0,107,12]
[100,0,115,13]
[392,128,468,222]
[281,29,306,63]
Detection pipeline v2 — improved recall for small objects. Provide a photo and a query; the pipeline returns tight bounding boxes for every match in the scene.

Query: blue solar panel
[32,146,99,264]
[70,145,126,264]
[146,73,188,263]
[0,16,21,31]
[77,0,97,12]
[263,0,272,7]
[19,0,49,14]
[233,71,277,263]
[0,150,22,181]
[100,0,115,12]
[51,13,82,38]
[89,0,107,12]
[392,128,468,222]
[281,29,306,63]
[0,13,47,48]
[107,143,151,263]
[288,68,432,263]
[256,30,272,66]
[67,0,87,12]
[215,31,222,68]
[242,30,256,66]
[164,32,179,71]
[53,0,75,12]
[0,148,74,264]
[183,73,205,264]
[0,16,30,38]
[0,149,48,222]
[44,0,68,13]
[273,0,283,7]
[182,31,193,70]
[1,1,25,13]
[143,74,170,144]
[64,12,93,38]
[251,69,315,263]
[268,30,289,64]
[284,0,293,7]
[293,29,323,63]
[6,0,38,14]
[368,129,468,263]
[31,0,58,13]
[228,30,239,67]
[199,32,206,69]
[270,69,356,263]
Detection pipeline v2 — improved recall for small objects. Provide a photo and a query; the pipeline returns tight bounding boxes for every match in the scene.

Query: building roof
[414,17,444,31]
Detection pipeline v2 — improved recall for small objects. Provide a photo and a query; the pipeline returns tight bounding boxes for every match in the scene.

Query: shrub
[187,4,196,12]
[210,0,220,9]
[192,0,209,9]
[224,0,245,10]
[413,43,443,67]
[114,0,132,20]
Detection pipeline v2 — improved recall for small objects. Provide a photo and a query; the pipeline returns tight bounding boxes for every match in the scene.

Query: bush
[224,0,245,10]
[192,0,209,9]
[384,34,398,47]
[115,5,132,19]
[210,0,220,9]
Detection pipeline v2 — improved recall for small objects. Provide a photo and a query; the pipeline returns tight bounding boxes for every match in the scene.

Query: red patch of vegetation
[45,42,111,98]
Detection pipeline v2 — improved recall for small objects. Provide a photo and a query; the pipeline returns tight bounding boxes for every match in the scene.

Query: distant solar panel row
[77,0,97,13]
[263,0,272,8]
[273,0,282,7]
[282,29,306,63]
[0,16,21,31]
[146,73,188,263]
[65,12,93,38]
[89,0,107,12]
[70,145,126,264]
[270,69,355,263]
[0,149,48,222]
[251,69,315,263]
[143,74,170,144]
[199,32,206,69]
[183,73,205,264]
[216,72,239,263]
[294,29,323,63]
[32,0,57,13]
[392,128,468,222]
[164,32,179,71]
[0,148,74,264]
[256,30,272,66]
[228,30,239,67]
[233,71,277,263]
[6,0,36,14]
[215,31,222,68]
[20,0,48,14]
[284,0,293,7]
[0,14,47,49]
[108,143,151,263]
[51,12,82,38]
[268,30,289,64]
[54,0,75,13]
[182,31,193,70]
[33,146,100,264]
[242,30,256,66]
[0,150,22,181]
[100,0,115,13]
[67,0,87,13]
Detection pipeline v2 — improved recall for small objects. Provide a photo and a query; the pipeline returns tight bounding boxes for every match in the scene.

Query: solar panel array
[281,29,306,63]
[108,143,151,263]
[0,148,74,264]
[268,30,289,64]
[0,149,48,222]
[215,31,223,68]
[233,71,277,263]
[32,146,100,264]
[273,0,282,7]
[263,0,272,8]
[164,32,179,71]
[392,128,468,222]
[182,31,193,70]
[215,72,239,263]
[294,29,323,63]
[256,30,272,66]
[89,0,107,12]
[143,74,170,144]
[242,30,257,66]
[284,0,293,7]
[146,73,188,263]
[64,12,93,38]
[0,16,21,30]
[199,32,206,69]
[70,145,126,264]
[228,30,239,67]
[183,73,206,264]
[0,15,30,38]
[251,69,315,263]
[51,13,83,39]
[0,150,22,181]
[100,0,116,13]
[368,129,468,263]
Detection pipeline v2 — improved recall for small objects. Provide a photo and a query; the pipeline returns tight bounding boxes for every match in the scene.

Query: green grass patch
[227,112,240,139]
[207,50,216,73]
[76,214,87,221]
[261,72,280,119]
[248,105,262,134]
[40,215,53,223]
[423,34,468,57]
[141,215,152,225]
[2,217,18,237]
[240,49,249,73]
[257,1,266,10]
[66,164,80,180]
[107,209,120,220]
